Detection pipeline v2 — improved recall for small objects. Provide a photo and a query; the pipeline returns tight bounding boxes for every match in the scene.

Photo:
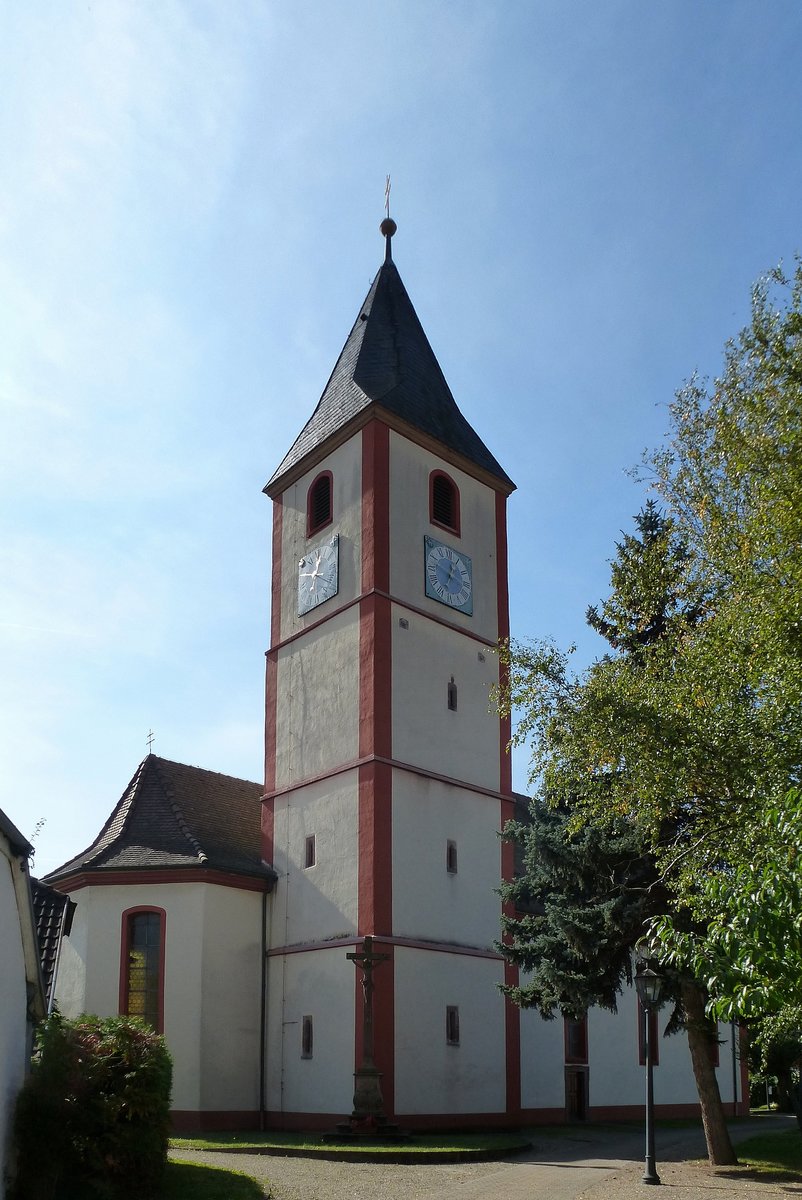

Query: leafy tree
[638,264,802,1022]
[652,789,802,1022]
[498,505,736,1165]
[499,260,802,1160]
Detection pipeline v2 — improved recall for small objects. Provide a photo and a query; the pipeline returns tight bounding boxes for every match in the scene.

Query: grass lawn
[170,1130,529,1155]
[733,1129,802,1176]
[164,1159,267,1198]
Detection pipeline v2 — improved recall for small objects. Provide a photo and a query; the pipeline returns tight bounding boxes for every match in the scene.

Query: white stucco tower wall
[262,225,520,1128]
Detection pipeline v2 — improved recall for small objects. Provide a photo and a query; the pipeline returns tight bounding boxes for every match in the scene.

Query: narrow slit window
[301,1015,313,1058]
[430,471,460,535]
[446,1005,460,1045]
[307,472,333,536]
[446,840,458,874]
[447,678,458,711]
[304,835,316,868]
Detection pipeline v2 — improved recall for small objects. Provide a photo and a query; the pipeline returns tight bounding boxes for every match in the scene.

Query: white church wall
[55,883,207,1112]
[587,999,642,1109]
[277,435,363,642]
[51,901,88,1014]
[273,606,359,788]
[391,609,500,792]
[388,431,499,641]
[391,772,501,948]
[199,885,264,1113]
[517,982,742,1118]
[394,946,506,1114]
[0,841,31,1193]
[589,994,740,1109]
[519,1004,568,1111]
[57,887,131,1019]
[265,946,354,1115]
[269,770,359,947]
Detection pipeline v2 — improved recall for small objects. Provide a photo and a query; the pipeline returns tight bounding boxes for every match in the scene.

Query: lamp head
[634,965,663,1009]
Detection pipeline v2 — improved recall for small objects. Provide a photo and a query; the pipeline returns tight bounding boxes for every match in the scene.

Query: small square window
[446,1006,460,1045]
[301,1015,313,1058]
[304,835,316,869]
[446,840,458,874]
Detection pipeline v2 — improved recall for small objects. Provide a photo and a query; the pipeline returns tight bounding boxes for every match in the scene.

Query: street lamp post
[635,964,663,1186]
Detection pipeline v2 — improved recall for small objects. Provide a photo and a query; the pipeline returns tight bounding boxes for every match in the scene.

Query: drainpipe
[259,889,268,1130]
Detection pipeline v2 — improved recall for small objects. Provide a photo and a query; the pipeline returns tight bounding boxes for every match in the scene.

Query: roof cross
[146,728,155,753]
[384,174,391,219]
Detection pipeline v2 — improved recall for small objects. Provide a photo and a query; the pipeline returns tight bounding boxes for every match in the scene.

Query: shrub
[10,1012,172,1200]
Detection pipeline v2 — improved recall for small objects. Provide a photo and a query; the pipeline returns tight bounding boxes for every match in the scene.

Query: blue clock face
[424,536,473,614]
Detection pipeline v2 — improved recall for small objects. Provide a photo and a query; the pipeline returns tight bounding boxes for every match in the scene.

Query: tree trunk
[788,1080,802,1133]
[681,980,738,1166]
[776,1070,795,1113]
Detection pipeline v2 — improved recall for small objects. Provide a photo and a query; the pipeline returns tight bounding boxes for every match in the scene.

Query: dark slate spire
[266,222,514,495]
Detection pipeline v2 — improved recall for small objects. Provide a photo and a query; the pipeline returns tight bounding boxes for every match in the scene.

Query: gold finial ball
[380,217,397,238]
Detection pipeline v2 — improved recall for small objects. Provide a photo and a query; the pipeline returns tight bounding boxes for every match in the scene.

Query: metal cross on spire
[146,728,155,753]
[380,176,397,262]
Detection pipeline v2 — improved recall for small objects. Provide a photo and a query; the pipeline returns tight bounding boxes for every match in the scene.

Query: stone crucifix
[346,935,391,1120]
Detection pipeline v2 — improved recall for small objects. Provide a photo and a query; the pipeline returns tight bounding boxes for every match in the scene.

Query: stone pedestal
[324,938,409,1141]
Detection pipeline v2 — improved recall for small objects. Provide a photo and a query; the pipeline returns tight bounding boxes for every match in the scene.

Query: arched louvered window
[429,470,460,535]
[120,907,165,1033]
[307,471,333,536]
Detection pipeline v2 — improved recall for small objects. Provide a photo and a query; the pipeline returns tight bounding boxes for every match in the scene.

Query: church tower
[262,219,519,1129]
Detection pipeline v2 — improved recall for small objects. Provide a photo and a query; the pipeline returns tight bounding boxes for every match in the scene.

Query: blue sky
[2,1,800,876]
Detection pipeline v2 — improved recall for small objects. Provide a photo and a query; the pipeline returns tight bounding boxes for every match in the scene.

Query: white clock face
[424,536,473,614]
[298,536,339,615]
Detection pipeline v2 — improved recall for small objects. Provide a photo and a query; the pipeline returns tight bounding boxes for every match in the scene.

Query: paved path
[172,1115,798,1200]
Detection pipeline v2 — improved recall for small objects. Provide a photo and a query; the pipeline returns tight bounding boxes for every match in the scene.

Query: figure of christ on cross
[344,935,394,1130]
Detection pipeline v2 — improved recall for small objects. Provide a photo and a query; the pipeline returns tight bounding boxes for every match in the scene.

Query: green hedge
[10,1013,172,1200]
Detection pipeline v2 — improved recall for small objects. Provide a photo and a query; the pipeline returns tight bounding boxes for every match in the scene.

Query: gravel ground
[579,1157,802,1200]
[170,1150,507,1200]
[170,1115,799,1200]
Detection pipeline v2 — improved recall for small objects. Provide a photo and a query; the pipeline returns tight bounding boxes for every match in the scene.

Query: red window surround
[119,906,166,1034]
[637,1000,660,1067]
[429,470,461,536]
[564,1015,588,1064]
[307,471,333,537]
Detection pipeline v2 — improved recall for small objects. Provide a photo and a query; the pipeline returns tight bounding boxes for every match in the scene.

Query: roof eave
[265,403,516,499]
[48,863,278,894]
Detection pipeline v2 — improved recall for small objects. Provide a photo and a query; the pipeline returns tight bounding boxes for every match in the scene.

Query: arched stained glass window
[121,908,164,1032]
